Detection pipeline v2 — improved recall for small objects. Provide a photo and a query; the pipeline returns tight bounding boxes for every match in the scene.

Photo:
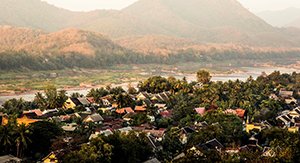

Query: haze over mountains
[1,0,300,70]
[257,7,300,28]
[1,0,300,47]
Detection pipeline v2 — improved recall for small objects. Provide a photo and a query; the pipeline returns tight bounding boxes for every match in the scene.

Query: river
[0,66,299,105]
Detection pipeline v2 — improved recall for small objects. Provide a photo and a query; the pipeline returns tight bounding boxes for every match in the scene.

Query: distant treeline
[0,49,300,71]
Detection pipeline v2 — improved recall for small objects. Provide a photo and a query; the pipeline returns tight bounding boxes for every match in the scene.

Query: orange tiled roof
[135,106,146,111]
[236,109,246,118]
[224,109,246,118]
[116,107,134,114]
[2,116,39,126]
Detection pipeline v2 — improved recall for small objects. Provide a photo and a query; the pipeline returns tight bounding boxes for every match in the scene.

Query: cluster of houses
[1,87,300,162]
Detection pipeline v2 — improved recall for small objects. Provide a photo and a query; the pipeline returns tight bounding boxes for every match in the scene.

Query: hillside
[0,26,126,56]
[1,0,300,47]
[257,8,300,27]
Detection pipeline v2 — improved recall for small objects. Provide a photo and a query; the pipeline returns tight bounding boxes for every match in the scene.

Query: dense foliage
[1,50,300,71]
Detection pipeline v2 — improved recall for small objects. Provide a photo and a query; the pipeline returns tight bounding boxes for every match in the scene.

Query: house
[98,107,113,113]
[269,94,279,100]
[194,121,208,129]
[146,134,163,151]
[63,97,90,109]
[248,136,260,150]
[262,147,276,157]
[143,129,166,141]
[135,105,147,112]
[195,107,206,116]
[42,150,67,163]
[101,95,114,106]
[154,104,167,110]
[285,97,297,105]
[100,129,114,137]
[61,123,77,132]
[143,158,161,163]
[1,115,39,126]
[42,109,59,117]
[58,115,71,122]
[288,126,299,133]
[193,82,204,89]
[118,126,133,134]
[89,129,114,140]
[199,138,224,151]
[83,113,104,123]
[245,123,263,133]
[87,97,96,104]
[179,127,196,144]
[122,112,136,121]
[116,107,134,114]
[289,108,300,118]
[276,114,293,126]
[0,155,22,163]
[136,92,151,101]
[224,108,246,119]
[279,90,293,98]
[23,109,43,118]
[143,99,154,106]
[160,110,172,118]
[42,152,58,163]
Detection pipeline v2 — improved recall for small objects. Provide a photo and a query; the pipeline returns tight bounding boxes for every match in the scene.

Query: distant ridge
[1,0,300,47]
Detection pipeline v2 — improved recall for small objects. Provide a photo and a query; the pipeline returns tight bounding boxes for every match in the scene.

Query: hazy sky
[42,0,300,12]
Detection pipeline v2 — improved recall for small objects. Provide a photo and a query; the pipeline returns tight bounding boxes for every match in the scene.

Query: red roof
[195,107,206,116]
[87,97,95,103]
[143,129,166,137]
[160,110,172,118]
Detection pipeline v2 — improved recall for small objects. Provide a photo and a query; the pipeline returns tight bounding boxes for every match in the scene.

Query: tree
[87,88,109,103]
[102,132,153,163]
[1,98,29,115]
[28,121,62,158]
[196,70,211,84]
[34,86,67,109]
[127,83,138,94]
[15,124,32,158]
[63,137,113,163]
[138,76,171,93]
[115,93,135,108]
[0,125,13,154]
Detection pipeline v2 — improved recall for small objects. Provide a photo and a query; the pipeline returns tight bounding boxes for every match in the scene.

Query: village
[0,70,300,162]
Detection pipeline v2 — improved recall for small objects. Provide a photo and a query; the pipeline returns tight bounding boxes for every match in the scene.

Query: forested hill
[1,26,300,71]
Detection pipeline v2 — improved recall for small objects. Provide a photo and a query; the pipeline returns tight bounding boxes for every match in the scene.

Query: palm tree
[0,125,13,154]
[15,124,32,158]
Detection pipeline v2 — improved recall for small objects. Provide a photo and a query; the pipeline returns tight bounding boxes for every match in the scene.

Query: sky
[42,0,300,13]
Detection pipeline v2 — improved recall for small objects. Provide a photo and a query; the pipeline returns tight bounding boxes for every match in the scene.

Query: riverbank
[0,65,299,105]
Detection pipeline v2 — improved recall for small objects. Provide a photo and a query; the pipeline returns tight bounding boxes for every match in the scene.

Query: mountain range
[1,0,300,71]
[1,0,300,48]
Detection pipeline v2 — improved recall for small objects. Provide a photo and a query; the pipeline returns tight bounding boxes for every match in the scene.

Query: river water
[0,66,299,105]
